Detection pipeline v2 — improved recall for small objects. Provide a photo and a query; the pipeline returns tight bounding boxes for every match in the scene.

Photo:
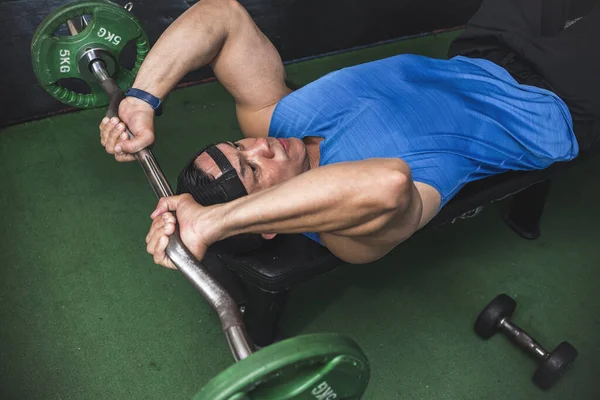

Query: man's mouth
[277,138,289,154]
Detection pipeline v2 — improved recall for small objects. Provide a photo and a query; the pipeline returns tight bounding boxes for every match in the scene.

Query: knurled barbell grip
[499,318,548,361]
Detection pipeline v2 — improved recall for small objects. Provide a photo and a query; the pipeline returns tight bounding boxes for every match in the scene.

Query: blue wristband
[125,88,163,116]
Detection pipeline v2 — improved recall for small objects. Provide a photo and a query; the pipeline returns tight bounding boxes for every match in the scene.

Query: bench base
[503,180,552,240]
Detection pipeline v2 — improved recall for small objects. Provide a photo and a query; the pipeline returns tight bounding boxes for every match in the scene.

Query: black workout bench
[202,145,598,348]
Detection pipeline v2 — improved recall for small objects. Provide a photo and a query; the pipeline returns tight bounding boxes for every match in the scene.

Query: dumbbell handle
[499,318,548,361]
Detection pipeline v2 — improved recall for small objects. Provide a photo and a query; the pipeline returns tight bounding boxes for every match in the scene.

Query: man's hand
[99,96,156,162]
[145,194,218,270]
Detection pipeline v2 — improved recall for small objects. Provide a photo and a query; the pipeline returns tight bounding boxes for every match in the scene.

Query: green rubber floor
[1,30,599,400]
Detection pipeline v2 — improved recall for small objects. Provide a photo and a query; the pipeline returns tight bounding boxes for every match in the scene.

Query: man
[99,0,598,267]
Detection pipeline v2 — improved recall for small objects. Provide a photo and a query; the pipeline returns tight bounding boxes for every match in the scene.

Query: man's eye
[233,142,242,150]
[249,164,256,172]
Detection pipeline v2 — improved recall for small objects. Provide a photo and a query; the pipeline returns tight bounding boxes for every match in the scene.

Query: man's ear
[261,233,277,240]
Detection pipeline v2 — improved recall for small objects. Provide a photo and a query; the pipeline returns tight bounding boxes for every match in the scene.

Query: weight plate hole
[118,39,137,71]
[52,14,92,37]
[56,78,92,95]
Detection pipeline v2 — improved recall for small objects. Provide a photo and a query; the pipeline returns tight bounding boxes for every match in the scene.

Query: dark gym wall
[0,0,483,128]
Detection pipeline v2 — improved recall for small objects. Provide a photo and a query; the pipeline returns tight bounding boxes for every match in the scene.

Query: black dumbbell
[474,294,578,390]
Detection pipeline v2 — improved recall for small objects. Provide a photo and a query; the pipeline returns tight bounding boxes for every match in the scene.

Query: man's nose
[246,138,274,158]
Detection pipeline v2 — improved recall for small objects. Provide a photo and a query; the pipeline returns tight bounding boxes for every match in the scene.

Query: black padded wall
[1,0,484,128]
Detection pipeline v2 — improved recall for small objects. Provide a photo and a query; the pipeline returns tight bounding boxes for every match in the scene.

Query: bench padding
[207,149,596,292]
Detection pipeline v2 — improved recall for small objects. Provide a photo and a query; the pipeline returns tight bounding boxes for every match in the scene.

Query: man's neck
[303,136,323,169]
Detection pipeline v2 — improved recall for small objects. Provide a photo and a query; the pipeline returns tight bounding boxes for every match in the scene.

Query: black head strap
[205,145,247,200]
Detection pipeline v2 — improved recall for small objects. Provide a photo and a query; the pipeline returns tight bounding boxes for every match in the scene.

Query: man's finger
[148,230,168,260]
[163,258,178,270]
[105,122,126,153]
[113,130,131,158]
[146,226,161,254]
[146,217,166,244]
[115,128,154,154]
[151,196,183,219]
[114,153,136,162]
[154,236,177,269]
[99,117,109,129]
[99,119,112,146]
[162,212,177,226]
[153,236,167,265]
[146,216,176,258]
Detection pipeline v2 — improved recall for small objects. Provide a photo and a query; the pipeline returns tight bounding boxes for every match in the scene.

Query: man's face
[195,137,309,193]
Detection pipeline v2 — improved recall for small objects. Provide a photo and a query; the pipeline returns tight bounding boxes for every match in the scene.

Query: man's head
[177,137,309,205]
[176,136,309,252]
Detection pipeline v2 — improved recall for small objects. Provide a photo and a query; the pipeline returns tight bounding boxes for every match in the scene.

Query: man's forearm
[130,0,288,120]
[206,159,413,242]
[131,0,231,98]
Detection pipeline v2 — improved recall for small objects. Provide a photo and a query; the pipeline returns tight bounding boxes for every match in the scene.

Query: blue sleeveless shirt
[268,55,578,244]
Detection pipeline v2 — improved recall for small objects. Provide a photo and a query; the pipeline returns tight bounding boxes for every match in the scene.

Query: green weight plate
[31,0,149,108]
[194,333,370,400]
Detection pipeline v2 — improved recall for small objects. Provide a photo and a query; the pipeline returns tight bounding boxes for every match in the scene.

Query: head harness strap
[204,145,247,200]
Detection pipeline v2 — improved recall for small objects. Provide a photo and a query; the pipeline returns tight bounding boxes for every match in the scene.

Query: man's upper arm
[210,0,291,137]
[320,183,425,264]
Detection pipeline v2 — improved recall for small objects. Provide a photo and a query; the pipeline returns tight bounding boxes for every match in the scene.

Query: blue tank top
[269,54,578,244]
